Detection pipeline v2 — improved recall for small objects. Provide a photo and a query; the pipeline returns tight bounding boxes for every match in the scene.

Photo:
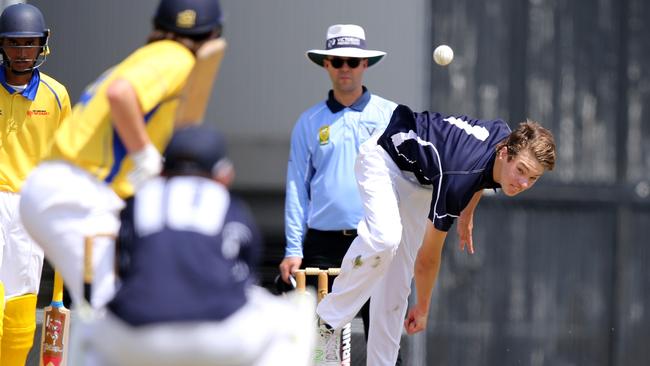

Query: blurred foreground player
[0,4,71,364]
[80,125,315,366]
[19,0,223,310]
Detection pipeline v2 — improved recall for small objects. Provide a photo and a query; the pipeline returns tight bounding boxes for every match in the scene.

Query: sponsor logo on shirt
[27,109,49,116]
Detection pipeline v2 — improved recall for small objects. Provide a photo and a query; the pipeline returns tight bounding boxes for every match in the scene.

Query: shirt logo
[361,123,376,136]
[27,109,49,116]
[319,125,330,145]
[359,123,377,142]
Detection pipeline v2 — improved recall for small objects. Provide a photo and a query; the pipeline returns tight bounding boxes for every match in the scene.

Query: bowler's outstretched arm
[404,220,446,335]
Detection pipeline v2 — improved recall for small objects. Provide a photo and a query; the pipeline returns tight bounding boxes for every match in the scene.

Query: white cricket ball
[433,44,454,66]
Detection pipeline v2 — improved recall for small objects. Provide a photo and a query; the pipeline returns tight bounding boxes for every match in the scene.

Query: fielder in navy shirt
[317,104,556,366]
[110,179,261,325]
[93,126,316,366]
[110,132,260,326]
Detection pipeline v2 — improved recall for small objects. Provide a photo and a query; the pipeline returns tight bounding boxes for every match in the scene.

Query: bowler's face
[323,57,368,94]
[495,147,545,196]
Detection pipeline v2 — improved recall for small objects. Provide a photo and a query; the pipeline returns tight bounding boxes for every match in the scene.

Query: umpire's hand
[279,256,302,284]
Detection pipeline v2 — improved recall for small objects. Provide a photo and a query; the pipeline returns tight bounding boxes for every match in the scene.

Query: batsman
[0,4,71,364]
[19,0,224,312]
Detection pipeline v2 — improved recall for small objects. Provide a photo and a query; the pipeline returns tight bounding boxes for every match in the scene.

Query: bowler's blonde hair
[496,120,556,171]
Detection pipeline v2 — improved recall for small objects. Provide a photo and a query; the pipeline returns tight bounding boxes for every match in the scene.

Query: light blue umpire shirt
[284,87,397,257]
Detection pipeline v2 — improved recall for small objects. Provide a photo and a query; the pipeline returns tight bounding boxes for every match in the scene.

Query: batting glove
[128,143,162,190]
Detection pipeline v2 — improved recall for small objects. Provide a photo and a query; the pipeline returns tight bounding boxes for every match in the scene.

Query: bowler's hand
[457,210,475,254]
[404,304,429,335]
[279,256,302,284]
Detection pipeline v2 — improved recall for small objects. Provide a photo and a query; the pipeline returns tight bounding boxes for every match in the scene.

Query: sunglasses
[327,57,363,69]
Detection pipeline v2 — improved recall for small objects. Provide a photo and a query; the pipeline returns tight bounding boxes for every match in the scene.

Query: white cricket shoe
[314,322,341,365]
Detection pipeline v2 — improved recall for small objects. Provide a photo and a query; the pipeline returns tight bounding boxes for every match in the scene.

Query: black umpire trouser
[303,229,402,366]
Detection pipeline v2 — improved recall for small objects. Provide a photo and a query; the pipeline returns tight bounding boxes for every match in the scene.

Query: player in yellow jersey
[19,0,223,312]
[0,3,72,365]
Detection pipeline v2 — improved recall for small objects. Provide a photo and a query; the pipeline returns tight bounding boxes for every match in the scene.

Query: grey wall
[30,1,157,95]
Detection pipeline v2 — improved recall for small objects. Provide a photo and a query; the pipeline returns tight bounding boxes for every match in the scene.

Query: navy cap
[163,125,227,175]
[153,0,222,36]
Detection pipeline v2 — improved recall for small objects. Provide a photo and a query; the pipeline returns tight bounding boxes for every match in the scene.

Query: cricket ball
[433,44,454,66]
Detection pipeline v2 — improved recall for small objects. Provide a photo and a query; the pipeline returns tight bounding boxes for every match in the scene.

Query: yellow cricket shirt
[0,69,71,193]
[50,40,195,198]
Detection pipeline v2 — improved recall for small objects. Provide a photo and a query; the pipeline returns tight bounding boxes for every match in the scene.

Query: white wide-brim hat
[306,24,386,67]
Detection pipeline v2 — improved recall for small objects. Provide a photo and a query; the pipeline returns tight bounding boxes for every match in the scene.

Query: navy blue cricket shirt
[377,105,511,232]
[108,176,262,326]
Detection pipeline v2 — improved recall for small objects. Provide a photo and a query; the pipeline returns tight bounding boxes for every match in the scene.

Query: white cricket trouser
[19,161,125,308]
[317,139,432,366]
[0,191,44,298]
[75,286,316,366]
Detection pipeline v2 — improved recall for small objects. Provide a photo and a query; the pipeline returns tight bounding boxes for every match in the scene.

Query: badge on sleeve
[318,125,330,145]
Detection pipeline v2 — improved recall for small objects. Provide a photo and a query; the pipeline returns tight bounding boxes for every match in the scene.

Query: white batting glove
[128,143,162,190]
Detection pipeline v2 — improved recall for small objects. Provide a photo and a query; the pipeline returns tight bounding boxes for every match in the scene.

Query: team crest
[318,125,330,145]
[176,10,196,28]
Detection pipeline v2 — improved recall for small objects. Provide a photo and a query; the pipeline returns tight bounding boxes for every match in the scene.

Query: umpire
[278,24,402,365]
